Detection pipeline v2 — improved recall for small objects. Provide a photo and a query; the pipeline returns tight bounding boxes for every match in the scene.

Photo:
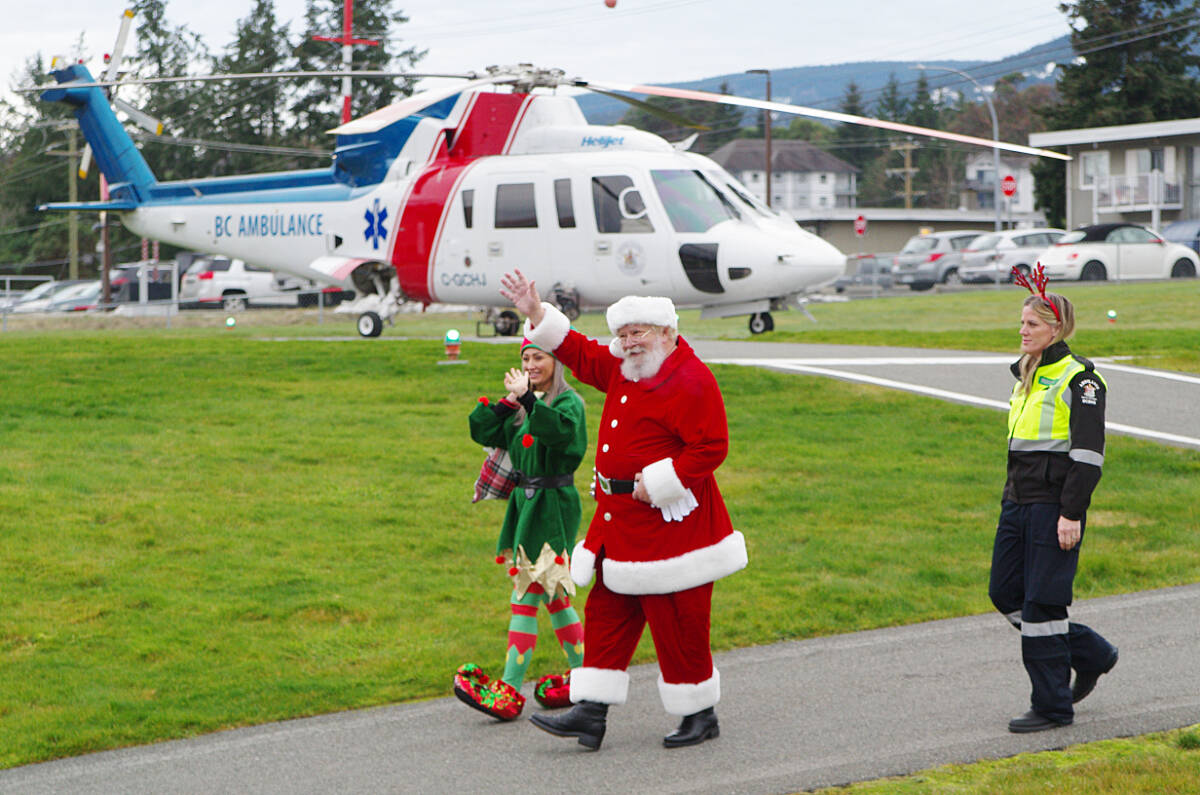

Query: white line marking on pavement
[711,358,1200,449]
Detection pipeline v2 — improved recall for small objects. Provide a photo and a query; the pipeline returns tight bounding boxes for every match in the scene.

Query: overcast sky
[6,0,1072,107]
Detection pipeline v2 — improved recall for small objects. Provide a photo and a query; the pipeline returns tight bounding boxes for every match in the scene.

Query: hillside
[575,34,1071,125]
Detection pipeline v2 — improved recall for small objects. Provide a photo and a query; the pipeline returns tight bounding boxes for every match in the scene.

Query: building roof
[1029,117,1200,148]
[708,139,859,174]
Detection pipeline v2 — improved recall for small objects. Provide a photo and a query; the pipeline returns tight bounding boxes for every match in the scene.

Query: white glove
[658,488,699,523]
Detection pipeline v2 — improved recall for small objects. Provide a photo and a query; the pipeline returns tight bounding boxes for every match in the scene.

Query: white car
[179,256,302,311]
[1037,223,1200,281]
[959,228,1066,284]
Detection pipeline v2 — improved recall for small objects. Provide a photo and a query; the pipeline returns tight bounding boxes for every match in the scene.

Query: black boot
[663,707,719,748]
[529,700,608,750]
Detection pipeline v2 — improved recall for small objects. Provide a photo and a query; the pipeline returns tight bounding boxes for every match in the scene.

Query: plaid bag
[473,447,519,503]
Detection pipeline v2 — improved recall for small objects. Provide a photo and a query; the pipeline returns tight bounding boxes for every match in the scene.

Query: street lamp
[747,68,772,208]
[915,64,1002,233]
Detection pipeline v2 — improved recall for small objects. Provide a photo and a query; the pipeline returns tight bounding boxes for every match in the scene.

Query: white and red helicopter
[37,20,1069,337]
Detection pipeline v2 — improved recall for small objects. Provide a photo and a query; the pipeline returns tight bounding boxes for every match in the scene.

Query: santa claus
[500,269,747,751]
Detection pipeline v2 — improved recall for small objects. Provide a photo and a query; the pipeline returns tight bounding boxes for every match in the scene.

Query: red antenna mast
[312,0,381,123]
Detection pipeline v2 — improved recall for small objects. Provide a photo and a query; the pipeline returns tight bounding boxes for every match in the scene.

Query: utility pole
[887,140,923,209]
[45,124,82,279]
[747,68,772,207]
[312,0,381,124]
[67,129,79,280]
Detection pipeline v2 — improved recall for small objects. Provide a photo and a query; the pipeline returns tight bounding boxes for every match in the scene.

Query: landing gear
[748,312,774,334]
[494,309,521,336]
[357,311,383,338]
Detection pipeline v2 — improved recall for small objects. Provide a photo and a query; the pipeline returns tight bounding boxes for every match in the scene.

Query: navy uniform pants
[988,502,1116,723]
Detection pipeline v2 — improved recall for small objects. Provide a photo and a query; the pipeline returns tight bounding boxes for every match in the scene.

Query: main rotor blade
[113,97,163,135]
[588,88,710,131]
[19,70,477,92]
[576,79,1072,161]
[327,74,513,135]
[102,9,136,83]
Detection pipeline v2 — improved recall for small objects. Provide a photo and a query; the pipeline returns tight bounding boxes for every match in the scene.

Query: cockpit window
[592,176,654,234]
[719,178,771,218]
[650,170,738,233]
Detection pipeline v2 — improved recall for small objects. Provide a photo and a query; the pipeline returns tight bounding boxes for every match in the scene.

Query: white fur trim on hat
[569,539,596,587]
[658,668,720,715]
[523,302,570,352]
[601,531,748,595]
[569,667,630,705]
[606,295,678,334]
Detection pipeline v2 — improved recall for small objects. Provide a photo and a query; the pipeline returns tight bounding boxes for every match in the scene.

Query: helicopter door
[589,174,672,301]
[484,178,548,296]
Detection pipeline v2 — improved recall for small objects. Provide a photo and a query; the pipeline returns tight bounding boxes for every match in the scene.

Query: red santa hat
[605,295,678,335]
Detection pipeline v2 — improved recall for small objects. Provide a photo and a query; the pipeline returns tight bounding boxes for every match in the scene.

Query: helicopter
[36,22,1069,337]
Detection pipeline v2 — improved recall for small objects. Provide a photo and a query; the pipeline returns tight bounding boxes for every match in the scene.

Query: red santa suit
[523,298,747,716]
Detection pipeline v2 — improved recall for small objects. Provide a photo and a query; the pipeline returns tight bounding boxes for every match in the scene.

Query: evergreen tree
[832,81,877,172]
[210,0,295,175]
[128,0,212,181]
[1034,0,1200,227]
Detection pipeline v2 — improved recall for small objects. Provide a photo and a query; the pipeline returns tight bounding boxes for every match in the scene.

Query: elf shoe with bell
[453,663,526,721]
[533,671,572,709]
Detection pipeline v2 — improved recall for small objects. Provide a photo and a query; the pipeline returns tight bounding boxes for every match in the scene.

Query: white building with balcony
[959,152,1038,216]
[708,139,859,211]
[1029,118,1200,231]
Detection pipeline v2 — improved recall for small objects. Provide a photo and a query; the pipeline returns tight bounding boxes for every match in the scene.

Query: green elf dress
[454,367,587,720]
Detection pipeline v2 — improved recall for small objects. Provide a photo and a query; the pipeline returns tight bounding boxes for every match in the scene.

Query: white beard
[619,344,670,381]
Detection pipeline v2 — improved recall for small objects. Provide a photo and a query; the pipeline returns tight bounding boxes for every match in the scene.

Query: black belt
[596,473,635,495]
[515,472,574,491]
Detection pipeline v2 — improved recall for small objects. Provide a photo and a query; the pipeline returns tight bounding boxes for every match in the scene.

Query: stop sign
[1001,175,1017,197]
[853,214,867,237]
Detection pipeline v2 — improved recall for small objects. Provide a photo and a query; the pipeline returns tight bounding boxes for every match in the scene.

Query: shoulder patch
[1077,377,1101,405]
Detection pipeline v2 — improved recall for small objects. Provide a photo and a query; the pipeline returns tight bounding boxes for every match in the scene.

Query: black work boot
[663,707,719,748]
[529,700,608,750]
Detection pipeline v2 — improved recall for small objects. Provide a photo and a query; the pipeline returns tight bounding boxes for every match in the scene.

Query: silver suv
[959,228,1065,284]
[892,230,981,291]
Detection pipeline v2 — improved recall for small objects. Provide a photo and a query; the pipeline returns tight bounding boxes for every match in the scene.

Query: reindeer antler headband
[1012,263,1061,322]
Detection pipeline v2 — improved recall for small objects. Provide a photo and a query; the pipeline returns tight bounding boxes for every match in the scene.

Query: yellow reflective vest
[1008,353,1105,454]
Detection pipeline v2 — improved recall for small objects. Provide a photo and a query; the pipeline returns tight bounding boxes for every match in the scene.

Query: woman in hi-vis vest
[988,265,1118,734]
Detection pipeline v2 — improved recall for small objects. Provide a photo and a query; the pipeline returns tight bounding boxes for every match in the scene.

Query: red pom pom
[521,434,533,448]
[508,567,520,576]
[554,555,565,565]
[495,555,506,564]
[478,396,489,405]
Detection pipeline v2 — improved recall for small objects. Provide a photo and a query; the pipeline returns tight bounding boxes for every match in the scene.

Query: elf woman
[455,338,588,720]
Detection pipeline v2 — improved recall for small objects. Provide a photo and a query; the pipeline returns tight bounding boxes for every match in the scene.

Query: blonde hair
[1017,293,1075,395]
[513,349,573,425]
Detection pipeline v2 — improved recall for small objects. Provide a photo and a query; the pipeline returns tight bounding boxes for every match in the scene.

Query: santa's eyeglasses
[616,328,654,344]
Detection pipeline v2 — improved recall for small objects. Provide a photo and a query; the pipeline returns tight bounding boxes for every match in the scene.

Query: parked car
[1037,223,1199,281]
[892,230,982,290]
[1161,219,1200,255]
[179,256,302,310]
[44,280,103,312]
[8,280,89,313]
[959,228,1066,284]
[109,261,175,303]
[834,253,894,292]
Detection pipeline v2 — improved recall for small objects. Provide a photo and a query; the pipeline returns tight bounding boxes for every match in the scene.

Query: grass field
[1,281,1198,785]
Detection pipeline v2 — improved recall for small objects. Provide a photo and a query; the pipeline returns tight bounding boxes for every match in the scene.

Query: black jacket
[1002,341,1106,520]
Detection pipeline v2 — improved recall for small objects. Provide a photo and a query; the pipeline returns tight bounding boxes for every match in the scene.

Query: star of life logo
[364,198,388,250]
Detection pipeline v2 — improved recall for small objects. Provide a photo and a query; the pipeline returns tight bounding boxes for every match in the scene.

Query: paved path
[4,585,1198,794]
[3,341,1197,794]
